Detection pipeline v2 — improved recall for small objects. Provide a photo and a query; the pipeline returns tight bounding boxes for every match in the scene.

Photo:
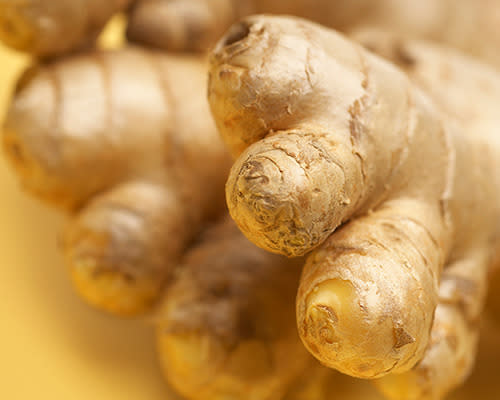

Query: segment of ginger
[208,15,500,388]
[155,217,311,400]
[126,0,369,52]
[126,0,254,53]
[127,0,500,70]
[349,0,500,70]
[3,47,232,315]
[352,30,499,399]
[0,0,132,58]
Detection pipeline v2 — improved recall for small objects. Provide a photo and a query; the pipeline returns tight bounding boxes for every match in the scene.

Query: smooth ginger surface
[126,0,368,52]
[0,0,132,58]
[127,0,500,70]
[3,47,231,315]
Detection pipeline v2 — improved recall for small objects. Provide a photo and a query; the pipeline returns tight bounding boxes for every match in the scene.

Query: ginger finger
[0,0,132,58]
[156,218,310,400]
[297,199,445,378]
[4,48,168,211]
[352,31,500,397]
[3,47,231,315]
[375,251,490,400]
[348,0,500,70]
[127,0,254,53]
[65,181,190,315]
[126,0,369,53]
[127,0,500,72]
[208,16,500,379]
[209,16,453,257]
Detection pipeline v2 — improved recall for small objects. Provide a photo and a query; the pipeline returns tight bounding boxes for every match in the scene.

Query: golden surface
[0,16,498,400]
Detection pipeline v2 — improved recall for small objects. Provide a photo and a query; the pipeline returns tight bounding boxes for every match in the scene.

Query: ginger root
[208,16,500,394]
[126,0,369,52]
[3,47,231,315]
[355,31,499,399]
[0,0,132,58]
[126,0,254,53]
[156,217,312,400]
[156,217,388,400]
[127,0,500,70]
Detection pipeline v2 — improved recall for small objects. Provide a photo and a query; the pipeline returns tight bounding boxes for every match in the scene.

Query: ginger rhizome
[126,0,368,53]
[3,47,231,315]
[126,0,500,69]
[1,1,499,399]
[127,0,254,53]
[208,15,500,397]
[156,217,313,400]
[354,30,500,399]
[0,0,132,58]
[156,217,385,400]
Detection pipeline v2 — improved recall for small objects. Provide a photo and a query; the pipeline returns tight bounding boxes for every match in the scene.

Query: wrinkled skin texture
[357,32,500,399]
[208,15,500,397]
[3,47,232,315]
[0,0,132,58]
[2,3,500,400]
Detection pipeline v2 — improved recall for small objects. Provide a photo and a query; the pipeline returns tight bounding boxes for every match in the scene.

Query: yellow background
[0,18,498,400]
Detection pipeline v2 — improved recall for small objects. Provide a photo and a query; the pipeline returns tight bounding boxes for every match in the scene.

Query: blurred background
[0,16,498,400]
[0,17,179,400]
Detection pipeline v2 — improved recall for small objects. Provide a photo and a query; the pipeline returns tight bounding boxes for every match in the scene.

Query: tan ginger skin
[126,0,372,52]
[3,47,232,315]
[156,217,312,400]
[156,217,389,400]
[1,0,499,66]
[126,0,500,69]
[208,15,500,386]
[127,0,372,51]
[0,0,132,58]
